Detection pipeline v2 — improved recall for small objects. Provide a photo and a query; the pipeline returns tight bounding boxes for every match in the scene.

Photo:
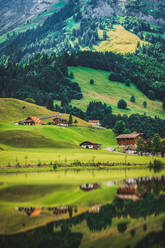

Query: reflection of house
[52,206,68,215]
[116,183,142,201]
[80,183,100,191]
[18,207,42,216]
[88,120,101,126]
[23,116,42,125]
[80,141,101,149]
[53,118,68,126]
[30,208,42,217]
[116,132,144,146]
[88,206,100,213]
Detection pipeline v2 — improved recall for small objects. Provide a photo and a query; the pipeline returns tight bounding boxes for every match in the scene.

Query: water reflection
[1,176,165,248]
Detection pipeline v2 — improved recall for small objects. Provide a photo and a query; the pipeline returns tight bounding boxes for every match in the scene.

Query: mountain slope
[0,0,67,35]
[0,0,164,60]
[66,66,165,119]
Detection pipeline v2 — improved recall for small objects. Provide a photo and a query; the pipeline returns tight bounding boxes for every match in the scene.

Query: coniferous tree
[47,98,54,111]
[152,134,161,155]
[68,113,73,124]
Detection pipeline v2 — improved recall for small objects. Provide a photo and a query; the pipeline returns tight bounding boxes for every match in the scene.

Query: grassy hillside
[94,25,148,54]
[0,98,90,126]
[66,66,165,119]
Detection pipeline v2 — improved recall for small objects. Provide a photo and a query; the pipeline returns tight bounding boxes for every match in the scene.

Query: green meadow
[0,122,165,166]
[65,66,165,119]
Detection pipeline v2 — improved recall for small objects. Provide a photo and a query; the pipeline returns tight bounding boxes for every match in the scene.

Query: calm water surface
[0,169,165,248]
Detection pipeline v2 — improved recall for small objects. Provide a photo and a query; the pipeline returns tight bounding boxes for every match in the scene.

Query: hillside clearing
[94,25,148,54]
[66,66,165,119]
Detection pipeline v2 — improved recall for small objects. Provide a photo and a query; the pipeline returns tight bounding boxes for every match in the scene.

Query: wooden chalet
[23,116,42,125]
[80,141,101,149]
[53,117,68,126]
[116,132,144,146]
[88,120,101,126]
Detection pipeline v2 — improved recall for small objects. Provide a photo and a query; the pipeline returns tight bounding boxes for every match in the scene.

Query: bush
[90,79,94,85]
[117,99,127,109]
[130,96,135,103]
[143,101,147,108]
[109,72,124,82]
[117,223,127,233]
[24,97,36,104]
[70,71,74,79]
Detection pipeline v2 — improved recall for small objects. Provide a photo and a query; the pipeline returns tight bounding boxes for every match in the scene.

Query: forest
[0,53,82,105]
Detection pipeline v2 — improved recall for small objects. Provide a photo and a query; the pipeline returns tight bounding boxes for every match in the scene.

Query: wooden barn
[23,116,42,125]
[88,120,101,126]
[116,132,144,146]
[80,141,101,149]
[53,117,68,126]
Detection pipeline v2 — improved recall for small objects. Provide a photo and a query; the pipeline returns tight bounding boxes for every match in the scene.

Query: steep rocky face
[83,0,165,25]
[0,0,57,34]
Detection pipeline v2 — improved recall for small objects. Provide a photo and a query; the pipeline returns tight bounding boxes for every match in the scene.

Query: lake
[0,168,165,248]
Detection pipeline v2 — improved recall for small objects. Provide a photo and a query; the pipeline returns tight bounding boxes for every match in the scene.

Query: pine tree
[68,113,73,125]
[152,134,161,155]
[47,98,54,111]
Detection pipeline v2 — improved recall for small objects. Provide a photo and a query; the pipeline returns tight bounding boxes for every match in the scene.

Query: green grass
[0,120,165,166]
[94,25,148,54]
[66,66,165,119]
[0,98,91,126]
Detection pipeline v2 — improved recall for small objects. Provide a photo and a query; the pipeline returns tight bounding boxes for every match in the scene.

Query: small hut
[53,118,68,126]
[88,120,101,126]
[80,141,101,149]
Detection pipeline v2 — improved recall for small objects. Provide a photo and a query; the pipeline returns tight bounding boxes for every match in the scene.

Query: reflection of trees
[0,220,83,248]
[85,204,115,232]
[135,227,165,248]
[137,177,165,199]
[117,223,127,233]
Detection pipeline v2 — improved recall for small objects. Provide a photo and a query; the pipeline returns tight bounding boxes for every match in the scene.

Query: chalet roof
[53,117,67,121]
[116,132,143,139]
[25,116,41,123]
[88,120,100,123]
[80,141,101,146]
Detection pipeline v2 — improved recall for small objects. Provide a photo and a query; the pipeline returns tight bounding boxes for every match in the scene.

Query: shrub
[24,97,36,104]
[117,223,127,233]
[70,71,74,79]
[143,101,147,108]
[130,96,135,103]
[109,72,124,82]
[117,99,127,109]
[90,79,94,85]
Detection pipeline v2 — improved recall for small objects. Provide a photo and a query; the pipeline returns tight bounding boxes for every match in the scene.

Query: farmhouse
[88,120,101,126]
[116,132,144,146]
[80,141,101,149]
[53,117,68,126]
[23,116,42,125]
